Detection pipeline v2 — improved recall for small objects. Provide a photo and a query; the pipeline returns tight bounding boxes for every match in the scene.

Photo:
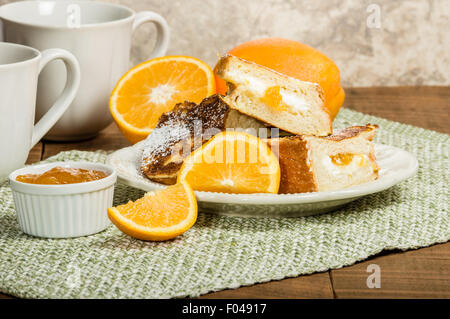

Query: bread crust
[322,124,378,141]
[217,55,324,97]
[265,137,318,193]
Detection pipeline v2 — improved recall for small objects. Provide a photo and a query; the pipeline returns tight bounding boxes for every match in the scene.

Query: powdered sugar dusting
[141,120,191,166]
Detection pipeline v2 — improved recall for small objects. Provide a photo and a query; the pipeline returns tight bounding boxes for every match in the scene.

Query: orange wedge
[178,132,280,194]
[110,56,216,144]
[107,182,197,241]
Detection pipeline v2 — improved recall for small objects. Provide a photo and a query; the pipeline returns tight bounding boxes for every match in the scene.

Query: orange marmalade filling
[330,153,355,166]
[261,86,288,111]
[330,153,369,167]
[16,167,108,185]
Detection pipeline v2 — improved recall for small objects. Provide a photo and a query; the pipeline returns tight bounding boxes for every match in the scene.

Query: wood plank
[26,143,43,164]
[199,272,334,299]
[0,293,13,299]
[42,122,130,159]
[343,86,450,134]
[331,243,450,298]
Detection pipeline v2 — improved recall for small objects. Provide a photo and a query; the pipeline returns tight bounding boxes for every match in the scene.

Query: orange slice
[110,56,216,144]
[178,132,280,194]
[107,182,197,241]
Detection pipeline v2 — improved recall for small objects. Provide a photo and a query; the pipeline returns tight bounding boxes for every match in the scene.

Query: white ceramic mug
[0,42,80,179]
[0,0,170,141]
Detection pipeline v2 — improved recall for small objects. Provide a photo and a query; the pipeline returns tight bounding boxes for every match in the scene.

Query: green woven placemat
[0,108,449,298]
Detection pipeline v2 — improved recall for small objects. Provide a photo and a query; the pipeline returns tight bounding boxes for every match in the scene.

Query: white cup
[0,0,170,141]
[0,42,80,179]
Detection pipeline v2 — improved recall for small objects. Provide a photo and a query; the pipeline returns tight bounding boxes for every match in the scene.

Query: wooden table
[1,87,449,299]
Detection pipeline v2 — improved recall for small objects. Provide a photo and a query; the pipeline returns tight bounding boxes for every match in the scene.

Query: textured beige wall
[1,0,449,87]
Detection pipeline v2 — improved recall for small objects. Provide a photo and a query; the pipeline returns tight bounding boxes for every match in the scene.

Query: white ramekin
[8,161,117,238]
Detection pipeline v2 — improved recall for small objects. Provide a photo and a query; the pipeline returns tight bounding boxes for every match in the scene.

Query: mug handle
[31,49,81,148]
[132,11,170,59]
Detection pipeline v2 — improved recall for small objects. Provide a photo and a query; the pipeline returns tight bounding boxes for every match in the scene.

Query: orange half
[110,56,216,144]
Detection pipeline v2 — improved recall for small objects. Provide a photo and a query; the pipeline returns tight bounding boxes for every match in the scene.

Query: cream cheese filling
[227,69,269,96]
[228,70,310,113]
[279,89,310,113]
[322,154,370,178]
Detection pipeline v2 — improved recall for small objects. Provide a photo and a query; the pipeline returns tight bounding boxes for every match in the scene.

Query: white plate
[107,141,418,217]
